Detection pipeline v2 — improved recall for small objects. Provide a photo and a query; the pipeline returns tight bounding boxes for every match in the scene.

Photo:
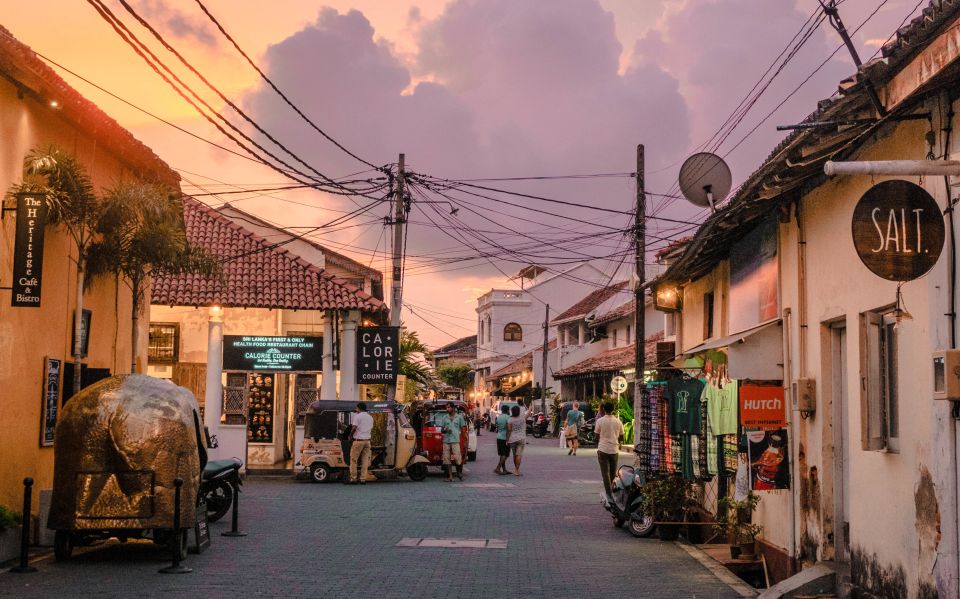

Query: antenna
[678,152,732,212]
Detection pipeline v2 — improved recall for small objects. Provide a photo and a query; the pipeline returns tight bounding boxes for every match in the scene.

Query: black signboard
[40,357,61,446]
[191,500,211,554]
[357,326,400,384]
[12,193,48,307]
[222,335,323,372]
[852,180,945,281]
[70,309,92,358]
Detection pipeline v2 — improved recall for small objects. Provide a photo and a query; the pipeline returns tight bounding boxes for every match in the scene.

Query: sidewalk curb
[675,541,758,597]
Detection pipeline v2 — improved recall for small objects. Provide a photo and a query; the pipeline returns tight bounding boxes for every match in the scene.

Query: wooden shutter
[859,312,885,451]
[172,362,207,407]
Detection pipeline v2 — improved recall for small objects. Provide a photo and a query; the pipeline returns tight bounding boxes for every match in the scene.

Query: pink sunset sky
[3,0,924,347]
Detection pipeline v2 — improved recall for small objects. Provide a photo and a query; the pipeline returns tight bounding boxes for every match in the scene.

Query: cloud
[138,0,219,47]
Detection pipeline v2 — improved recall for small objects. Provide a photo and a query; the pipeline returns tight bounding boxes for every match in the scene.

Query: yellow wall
[0,77,163,512]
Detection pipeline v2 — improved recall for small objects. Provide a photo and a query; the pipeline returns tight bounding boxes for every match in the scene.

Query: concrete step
[757,562,839,599]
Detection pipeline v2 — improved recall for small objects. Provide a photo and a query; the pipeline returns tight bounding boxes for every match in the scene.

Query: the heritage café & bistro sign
[223,336,323,372]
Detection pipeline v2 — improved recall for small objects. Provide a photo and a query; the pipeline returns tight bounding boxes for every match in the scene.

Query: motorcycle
[601,464,656,538]
[201,433,243,522]
[525,412,548,438]
[578,418,599,446]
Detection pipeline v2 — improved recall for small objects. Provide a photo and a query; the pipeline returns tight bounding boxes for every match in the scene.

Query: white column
[204,306,224,458]
[321,311,337,401]
[578,322,585,346]
[340,310,360,402]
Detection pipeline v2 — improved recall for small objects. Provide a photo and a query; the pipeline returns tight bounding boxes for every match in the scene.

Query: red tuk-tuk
[410,400,470,469]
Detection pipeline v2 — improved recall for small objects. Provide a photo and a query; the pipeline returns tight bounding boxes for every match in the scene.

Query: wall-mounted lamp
[49,99,60,109]
[209,304,224,322]
[654,285,683,312]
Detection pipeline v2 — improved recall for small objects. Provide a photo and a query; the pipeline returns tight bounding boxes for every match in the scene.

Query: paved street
[2,435,743,598]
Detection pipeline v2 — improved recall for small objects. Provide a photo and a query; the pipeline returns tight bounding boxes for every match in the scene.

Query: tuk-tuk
[410,400,471,469]
[48,375,206,561]
[298,400,430,483]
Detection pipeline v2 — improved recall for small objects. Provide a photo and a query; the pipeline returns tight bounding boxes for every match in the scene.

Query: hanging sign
[851,180,944,281]
[222,335,323,371]
[747,429,790,491]
[11,193,48,307]
[356,326,399,384]
[739,384,786,429]
[40,357,62,446]
[611,376,628,394]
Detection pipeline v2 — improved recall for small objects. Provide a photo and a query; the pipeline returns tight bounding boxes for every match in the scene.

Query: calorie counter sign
[356,326,400,384]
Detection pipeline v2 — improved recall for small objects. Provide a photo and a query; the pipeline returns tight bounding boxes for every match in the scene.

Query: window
[504,323,522,341]
[612,328,619,347]
[148,323,179,363]
[704,292,715,339]
[479,319,485,344]
[487,316,492,343]
[626,325,632,345]
[860,309,898,452]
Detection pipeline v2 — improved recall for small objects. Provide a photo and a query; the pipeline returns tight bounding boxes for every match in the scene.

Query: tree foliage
[398,326,433,389]
[436,362,473,391]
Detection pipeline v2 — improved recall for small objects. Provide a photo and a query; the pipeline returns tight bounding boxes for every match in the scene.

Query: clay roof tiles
[553,332,664,379]
[151,198,387,312]
[552,281,629,324]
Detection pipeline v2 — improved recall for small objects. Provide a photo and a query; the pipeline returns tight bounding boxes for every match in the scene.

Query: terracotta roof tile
[552,281,629,323]
[553,333,664,378]
[151,198,387,312]
[491,339,557,378]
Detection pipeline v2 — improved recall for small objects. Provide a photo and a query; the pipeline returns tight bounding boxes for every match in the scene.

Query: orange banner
[739,385,786,429]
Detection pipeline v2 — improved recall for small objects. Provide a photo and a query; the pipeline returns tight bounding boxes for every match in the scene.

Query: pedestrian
[506,404,526,476]
[472,404,483,436]
[438,402,468,481]
[565,401,583,456]
[595,400,624,497]
[347,402,373,485]
[494,403,512,475]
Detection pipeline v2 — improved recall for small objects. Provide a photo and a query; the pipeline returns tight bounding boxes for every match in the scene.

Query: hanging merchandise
[705,415,718,476]
[667,377,705,434]
[734,454,750,501]
[648,384,662,472]
[722,435,739,474]
[748,429,790,490]
[704,379,739,435]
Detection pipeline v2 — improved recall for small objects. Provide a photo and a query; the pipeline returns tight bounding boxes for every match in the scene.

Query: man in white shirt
[595,401,624,497]
[347,402,374,485]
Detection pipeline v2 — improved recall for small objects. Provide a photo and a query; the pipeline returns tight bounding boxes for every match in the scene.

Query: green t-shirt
[704,380,738,436]
[496,413,510,440]
[565,409,583,428]
[437,413,467,444]
[667,378,704,434]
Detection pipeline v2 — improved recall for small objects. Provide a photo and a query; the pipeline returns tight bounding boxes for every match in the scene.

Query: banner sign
[12,193,48,307]
[223,335,323,372]
[739,384,786,429]
[747,429,790,491]
[40,357,61,446]
[852,180,945,281]
[357,326,399,384]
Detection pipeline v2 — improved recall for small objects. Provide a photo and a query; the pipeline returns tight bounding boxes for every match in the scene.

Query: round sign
[611,376,628,394]
[851,180,944,281]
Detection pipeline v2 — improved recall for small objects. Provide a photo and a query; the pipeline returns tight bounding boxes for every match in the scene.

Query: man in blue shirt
[437,403,468,481]
[494,404,512,475]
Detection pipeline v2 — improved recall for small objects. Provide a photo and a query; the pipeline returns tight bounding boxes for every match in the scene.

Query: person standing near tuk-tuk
[347,402,374,485]
[494,403,512,475]
[438,402,468,481]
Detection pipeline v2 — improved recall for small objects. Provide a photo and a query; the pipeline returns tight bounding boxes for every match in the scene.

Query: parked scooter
[201,433,243,522]
[601,464,655,538]
[578,418,599,446]
[525,412,548,438]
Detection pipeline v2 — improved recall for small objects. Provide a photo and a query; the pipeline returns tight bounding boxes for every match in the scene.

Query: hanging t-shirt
[667,378,704,434]
[704,380,739,436]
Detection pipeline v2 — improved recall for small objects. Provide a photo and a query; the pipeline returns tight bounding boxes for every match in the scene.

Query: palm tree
[86,181,219,373]
[10,147,99,396]
[397,326,434,401]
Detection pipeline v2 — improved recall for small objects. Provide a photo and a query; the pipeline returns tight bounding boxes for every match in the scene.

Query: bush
[641,474,690,522]
[0,505,20,530]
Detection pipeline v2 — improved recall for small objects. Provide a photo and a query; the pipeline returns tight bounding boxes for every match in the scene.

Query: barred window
[148,323,179,363]
[503,323,522,342]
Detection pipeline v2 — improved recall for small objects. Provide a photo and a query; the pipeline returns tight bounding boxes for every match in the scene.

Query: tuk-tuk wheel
[407,463,428,482]
[54,530,73,561]
[310,463,332,483]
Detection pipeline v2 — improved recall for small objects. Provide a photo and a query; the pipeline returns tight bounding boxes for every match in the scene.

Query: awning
[680,319,783,381]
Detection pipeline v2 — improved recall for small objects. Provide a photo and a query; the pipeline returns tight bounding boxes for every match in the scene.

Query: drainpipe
[783,307,798,561]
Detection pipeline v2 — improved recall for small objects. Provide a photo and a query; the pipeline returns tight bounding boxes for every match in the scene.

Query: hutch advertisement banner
[747,429,789,491]
[739,384,786,429]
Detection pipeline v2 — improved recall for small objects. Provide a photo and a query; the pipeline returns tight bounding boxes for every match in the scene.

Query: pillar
[204,306,224,458]
[340,310,360,402]
[321,311,336,401]
[578,322,586,345]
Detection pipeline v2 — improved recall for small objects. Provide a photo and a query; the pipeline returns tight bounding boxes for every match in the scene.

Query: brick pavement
[1,434,744,598]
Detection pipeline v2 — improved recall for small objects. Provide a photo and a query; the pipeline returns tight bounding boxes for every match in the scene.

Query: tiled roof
[151,198,387,312]
[0,25,178,186]
[553,332,664,378]
[491,339,558,378]
[591,299,635,327]
[434,335,478,357]
[880,1,960,68]
[552,281,628,323]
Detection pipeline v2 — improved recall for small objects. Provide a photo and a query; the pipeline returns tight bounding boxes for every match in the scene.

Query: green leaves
[436,362,473,391]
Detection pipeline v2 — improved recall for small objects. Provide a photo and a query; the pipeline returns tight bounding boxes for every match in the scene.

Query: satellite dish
[678,152,732,211]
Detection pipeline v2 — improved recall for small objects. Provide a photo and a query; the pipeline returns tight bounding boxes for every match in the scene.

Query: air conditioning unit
[933,350,960,400]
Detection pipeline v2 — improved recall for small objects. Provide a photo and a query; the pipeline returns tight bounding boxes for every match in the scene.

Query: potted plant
[641,474,690,541]
[714,494,762,558]
[0,504,21,562]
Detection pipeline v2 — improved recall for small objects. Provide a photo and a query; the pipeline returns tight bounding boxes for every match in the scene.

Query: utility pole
[634,145,645,439]
[387,154,406,402]
[540,304,550,415]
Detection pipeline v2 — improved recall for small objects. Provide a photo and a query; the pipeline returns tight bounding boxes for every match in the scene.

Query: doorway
[830,324,850,562]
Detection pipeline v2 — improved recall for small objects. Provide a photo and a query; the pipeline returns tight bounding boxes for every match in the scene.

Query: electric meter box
[932,350,960,400]
[793,378,816,413]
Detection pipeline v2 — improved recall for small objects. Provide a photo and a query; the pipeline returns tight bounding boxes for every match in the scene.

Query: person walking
[472,404,483,436]
[347,402,374,485]
[595,400,624,497]
[494,403,512,475]
[506,404,526,476]
[438,402,468,481]
[565,401,583,456]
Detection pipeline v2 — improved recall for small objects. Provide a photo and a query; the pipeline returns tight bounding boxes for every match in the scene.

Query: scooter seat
[203,458,241,479]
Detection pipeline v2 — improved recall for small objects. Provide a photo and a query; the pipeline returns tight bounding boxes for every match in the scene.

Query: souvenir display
[247,372,274,444]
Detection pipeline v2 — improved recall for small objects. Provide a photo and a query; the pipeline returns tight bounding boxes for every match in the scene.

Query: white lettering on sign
[743,397,783,411]
[871,207,925,254]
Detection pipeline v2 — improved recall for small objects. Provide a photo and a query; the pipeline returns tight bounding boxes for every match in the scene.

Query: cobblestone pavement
[2,434,743,598]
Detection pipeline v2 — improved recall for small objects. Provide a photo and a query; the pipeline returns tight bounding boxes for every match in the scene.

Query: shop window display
[247,373,274,444]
